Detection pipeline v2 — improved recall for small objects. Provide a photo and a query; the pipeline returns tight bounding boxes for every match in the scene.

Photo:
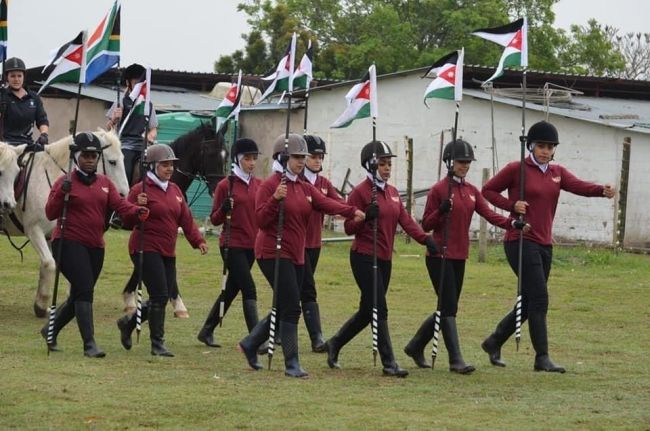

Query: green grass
[1,230,649,430]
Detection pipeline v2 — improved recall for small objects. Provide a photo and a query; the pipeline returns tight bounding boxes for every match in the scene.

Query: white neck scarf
[232,163,251,185]
[303,167,318,185]
[147,170,169,191]
[272,159,298,182]
[530,152,549,173]
[366,172,386,190]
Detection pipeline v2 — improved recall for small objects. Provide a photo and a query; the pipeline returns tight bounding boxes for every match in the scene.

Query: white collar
[232,164,251,185]
[366,172,386,190]
[272,159,298,182]
[529,154,549,173]
[303,168,318,185]
[147,170,169,191]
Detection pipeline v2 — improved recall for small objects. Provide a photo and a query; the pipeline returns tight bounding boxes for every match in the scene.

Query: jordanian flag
[258,32,296,103]
[216,69,242,121]
[330,64,378,129]
[472,17,527,83]
[423,48,464,105]
[292,40,313,90]
[118,67,151,136]
[85,0,120,85]
[0,0,7,62]
[39,31,86,94]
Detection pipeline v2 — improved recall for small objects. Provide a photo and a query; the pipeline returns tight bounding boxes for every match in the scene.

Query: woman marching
[326,140,438,378]
[42,133,148,357]
[238,133,364,378]
[116,144,208,357]
[480,121,615,373]
[403,139,527,374]
[197,138,261,347]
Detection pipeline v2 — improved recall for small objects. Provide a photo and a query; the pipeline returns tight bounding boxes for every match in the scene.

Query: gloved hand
[220,197,233,213]
[61,179,72,193]
[37,133,49,146]
[365,203,379,222]
[137,207,150,222]
[512,219,529,231]
[425,236,438,255]
[26,142,44,152]
[438,199,452,215]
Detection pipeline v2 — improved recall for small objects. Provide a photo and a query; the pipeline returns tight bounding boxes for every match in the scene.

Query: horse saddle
[14,152,36,206]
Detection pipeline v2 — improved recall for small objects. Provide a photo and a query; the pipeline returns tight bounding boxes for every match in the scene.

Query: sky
[7,0,650,74]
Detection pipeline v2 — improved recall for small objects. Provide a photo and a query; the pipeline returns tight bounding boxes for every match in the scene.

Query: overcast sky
[8,0,650,73]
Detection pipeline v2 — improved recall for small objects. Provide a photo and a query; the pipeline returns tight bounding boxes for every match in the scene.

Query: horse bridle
[174,137,225,205]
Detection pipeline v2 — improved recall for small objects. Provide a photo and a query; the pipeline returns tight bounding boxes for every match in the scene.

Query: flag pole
[370,115,379,367]
[515,68,527,352]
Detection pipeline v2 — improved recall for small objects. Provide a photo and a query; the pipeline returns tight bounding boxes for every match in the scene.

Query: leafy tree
[609,31,650,80]
[557,19,625,76]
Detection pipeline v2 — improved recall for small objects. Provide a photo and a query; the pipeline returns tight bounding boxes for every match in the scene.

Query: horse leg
[27,226,56,318]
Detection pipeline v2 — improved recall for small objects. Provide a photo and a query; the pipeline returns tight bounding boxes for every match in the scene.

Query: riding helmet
[231,138,259,164]
[145,144,178,164]
[527,120,559,151]
[4,57,26,74]
[360,140,396,171]
[272,133,310,160]
[442,139,476,163]
[122,63,146,85]
[304,135,327,155]
[73,133,103,153]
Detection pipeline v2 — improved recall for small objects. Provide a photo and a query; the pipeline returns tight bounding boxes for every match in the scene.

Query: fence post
[616,137,631,253]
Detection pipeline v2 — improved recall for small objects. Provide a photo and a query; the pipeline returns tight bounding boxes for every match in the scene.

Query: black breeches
[130,252,176,305]
[53,239,104,303]
[219,247,257,308]
[504,240,553,316]
[257,258,304,324]
[350,251,392,321]
[301,247,321,303]
[425,257,466,317]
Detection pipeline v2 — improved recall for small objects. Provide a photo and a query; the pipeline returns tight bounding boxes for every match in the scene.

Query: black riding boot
[404,313,436,368]
[326,312,368,369]
[149,302,174,357]
[75,301,106,358]
[377,320,408,377]
[197,297,222,348]
[116,302,149,350]
[302,302,327,353]
[40,298,75,352]
[441,317,475,374]
[529,311,565,373]
[238,315,270,371]
[481,309,517,367]
[243,300,260,332]
[281,322,308,378]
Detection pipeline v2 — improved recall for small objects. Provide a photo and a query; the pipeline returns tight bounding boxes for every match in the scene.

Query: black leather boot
[481,309,517,367]
[238,315,270,371]
[41,298,75,352]
[441,317,475,374]
[529,311,565,373]
[149,302,174,357]
[377,320,408,377]
[326,312,368,369]
[197,297,222,348]
[302,302,327,353]
[116,302,149,350]
[74,301,106,358]
[242,300,260,332]
[404,313,436,368]
[281,322,308,378]
[258,320,281,354]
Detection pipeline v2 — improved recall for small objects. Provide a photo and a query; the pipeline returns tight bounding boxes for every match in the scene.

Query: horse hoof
[34,303,47,318]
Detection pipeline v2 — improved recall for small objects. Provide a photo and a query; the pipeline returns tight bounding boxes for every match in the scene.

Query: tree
[610,31,650,80]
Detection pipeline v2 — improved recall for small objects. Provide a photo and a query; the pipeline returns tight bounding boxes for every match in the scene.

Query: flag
[258,32,296,103]
[85,0,121,85]
[0,0,8,62]
[118,67,151,136]
[216,69,242,121]
[472,17,527,83]
[38,31,86,93]
[330,64,378,129]
[423,48,464,105]
[292,40,313,90]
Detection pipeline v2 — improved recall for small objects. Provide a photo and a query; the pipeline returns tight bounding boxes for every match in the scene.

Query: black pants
[130,252,176,306]
[123,267,180,299]
[52,239,104,303]
[425,257,466,317]
[504,240,553,317]
[122,148,141,185]
[218,247,257,305]
[301,247,321,303]
[257,258,304,324]
[350,251,392,321]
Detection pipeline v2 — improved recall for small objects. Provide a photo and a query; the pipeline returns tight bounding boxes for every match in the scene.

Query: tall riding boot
[149,302,174,357]
[40,298,75,352]
[326,312,368,369]
[116,301,149,350]
[74,301,106,358]
[481,309,517,367]
[238,315,270,370]
[404,314,436,368]
[529,311,565,373]
[281,322,308,378]
[377,320,408,377]
[258,320,281,355]
[441,317,475,374]
[302,302,327,353]
[197,297,222,348]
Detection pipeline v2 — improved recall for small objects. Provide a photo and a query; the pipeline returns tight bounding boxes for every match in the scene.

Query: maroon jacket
[482,156,605,245]
[126,177,205,256]
[46,173,140,248]
[422,176,513,260]
[305,175,343,249]
[345,178,428,261]
[255,172,358,265]
[211,175,261,249]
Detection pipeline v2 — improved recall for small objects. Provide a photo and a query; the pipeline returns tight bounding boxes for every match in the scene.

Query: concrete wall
[42,98,109,141]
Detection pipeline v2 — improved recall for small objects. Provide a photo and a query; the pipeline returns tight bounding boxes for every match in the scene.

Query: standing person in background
[480,121,615,373]
[197,138,262,348]
[404,139,527,374]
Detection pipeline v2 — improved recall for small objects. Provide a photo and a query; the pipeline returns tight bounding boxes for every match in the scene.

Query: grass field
[1,229,649,430]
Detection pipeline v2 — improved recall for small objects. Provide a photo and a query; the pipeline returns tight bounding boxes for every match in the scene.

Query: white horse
[4,129,129,317]
[0,142,26,211]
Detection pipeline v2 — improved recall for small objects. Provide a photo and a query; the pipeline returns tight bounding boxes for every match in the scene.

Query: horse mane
[170,122,218,157]
[0,142,15,166]
[94,128,122,152]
